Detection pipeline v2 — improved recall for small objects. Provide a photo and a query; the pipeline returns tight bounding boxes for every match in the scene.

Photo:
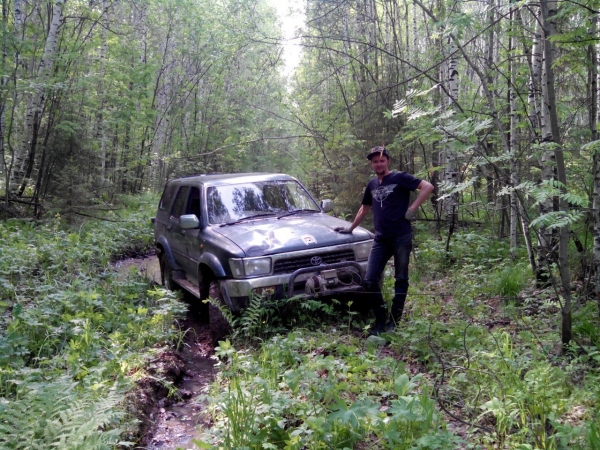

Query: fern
[0,377,130,449]
[205,296,235,326]
[239,294,265,338]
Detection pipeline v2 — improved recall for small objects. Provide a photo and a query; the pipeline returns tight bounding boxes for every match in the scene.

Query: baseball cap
[367,146,390,160]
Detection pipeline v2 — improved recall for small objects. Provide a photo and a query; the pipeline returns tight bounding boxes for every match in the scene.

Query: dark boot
[367,302,389,335]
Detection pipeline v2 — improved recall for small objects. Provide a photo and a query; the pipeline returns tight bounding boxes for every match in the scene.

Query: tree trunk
[528,7,542,132]
[0,0,7,186]
[535,0,556,286]
[590,11,600,321]
[540,0,572,348]
[442,36,459,221]
[11,0,65,196]
[509,5,519,258]
[96,0,108,181]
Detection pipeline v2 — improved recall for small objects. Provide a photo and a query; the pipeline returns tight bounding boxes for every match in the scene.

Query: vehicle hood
[211,213,373,257]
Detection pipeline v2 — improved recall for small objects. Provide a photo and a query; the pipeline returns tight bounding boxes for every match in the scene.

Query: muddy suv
[152,173,373,342]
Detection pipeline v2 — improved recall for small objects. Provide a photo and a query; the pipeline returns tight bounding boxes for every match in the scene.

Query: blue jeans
[364,233,412,325]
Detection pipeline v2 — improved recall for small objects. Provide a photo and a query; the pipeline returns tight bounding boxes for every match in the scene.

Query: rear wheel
[160,253,177,291]
[208,281,232,346]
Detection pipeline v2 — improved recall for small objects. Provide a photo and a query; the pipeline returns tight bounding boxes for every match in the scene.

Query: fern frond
[240,295,264,337]
[0,377,130,449]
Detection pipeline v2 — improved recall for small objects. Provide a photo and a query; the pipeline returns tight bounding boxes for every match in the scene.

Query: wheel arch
[197,253,227,278]
[155,236,179,270]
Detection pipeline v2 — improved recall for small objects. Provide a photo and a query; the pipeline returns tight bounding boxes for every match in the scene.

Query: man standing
[336,146,434,334]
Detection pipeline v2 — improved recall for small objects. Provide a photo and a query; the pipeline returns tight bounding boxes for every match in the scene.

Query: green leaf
[191,439,215,449]
[394,373,419,396]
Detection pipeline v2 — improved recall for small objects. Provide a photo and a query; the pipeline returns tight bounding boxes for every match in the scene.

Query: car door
[169,186,191,271]
[183,187,205,282]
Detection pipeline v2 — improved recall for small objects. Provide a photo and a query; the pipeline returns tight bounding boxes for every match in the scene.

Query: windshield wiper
[220,213,277,227]
[277,209,320,219]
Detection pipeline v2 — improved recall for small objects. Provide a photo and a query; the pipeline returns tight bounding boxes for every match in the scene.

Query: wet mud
[116,255,216,450]
[144,305,215,450]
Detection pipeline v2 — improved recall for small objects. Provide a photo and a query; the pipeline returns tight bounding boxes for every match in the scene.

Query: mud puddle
[116,254,216,449]
[145,306,215,450]
[113,252,162,284]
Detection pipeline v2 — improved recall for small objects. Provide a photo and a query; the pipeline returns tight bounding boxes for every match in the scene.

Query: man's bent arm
[348,204,371,231]
[408,180,434,212]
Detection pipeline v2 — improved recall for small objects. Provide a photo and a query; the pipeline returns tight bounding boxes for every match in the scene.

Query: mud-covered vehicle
[152,173,373,342]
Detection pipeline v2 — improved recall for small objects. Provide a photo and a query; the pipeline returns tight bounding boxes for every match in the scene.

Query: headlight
[230,257,272,278]
[354,241,373,261]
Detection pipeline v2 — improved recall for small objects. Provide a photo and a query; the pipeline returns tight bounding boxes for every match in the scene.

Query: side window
[171,186,191,219]
[159,182,179,211]
[189,187,201,217]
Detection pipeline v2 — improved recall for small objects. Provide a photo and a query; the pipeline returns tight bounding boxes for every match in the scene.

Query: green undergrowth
[0,193,187,449]
[198,229,600,449]
[197,331,462,449]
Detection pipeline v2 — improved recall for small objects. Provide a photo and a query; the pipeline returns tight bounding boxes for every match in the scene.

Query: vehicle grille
[273,249,356,274]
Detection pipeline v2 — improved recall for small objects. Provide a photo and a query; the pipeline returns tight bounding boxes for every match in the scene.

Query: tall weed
[490,262,530,298]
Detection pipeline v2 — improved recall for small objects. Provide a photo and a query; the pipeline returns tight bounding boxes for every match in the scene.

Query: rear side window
[159,183,179,211]
[171,186,191,219]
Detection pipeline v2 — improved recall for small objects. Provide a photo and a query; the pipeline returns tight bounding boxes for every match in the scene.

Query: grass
[0,193,188,449]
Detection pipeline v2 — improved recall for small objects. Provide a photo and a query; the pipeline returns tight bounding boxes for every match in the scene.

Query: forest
[1,0,600,448]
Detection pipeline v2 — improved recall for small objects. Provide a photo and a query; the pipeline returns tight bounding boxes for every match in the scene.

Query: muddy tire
[208,281,232,346]
[160,253,177,291]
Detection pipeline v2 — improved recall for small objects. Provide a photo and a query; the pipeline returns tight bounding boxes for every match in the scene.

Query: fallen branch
[71,210,126,222]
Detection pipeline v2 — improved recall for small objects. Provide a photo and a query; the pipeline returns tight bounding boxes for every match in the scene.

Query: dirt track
[117,254,216,449]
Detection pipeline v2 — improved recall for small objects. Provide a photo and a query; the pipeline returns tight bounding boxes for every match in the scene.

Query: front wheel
[208,281,232,346]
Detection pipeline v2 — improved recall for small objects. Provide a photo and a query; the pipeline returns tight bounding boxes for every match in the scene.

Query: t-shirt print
[372,184,398,206]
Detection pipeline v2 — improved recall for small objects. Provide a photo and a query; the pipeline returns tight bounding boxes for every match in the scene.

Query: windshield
[207,180,319,224]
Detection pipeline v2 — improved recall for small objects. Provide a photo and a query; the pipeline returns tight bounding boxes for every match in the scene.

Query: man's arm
[408,180,434,212]
[336,204,371,233]
[348,204,371,231]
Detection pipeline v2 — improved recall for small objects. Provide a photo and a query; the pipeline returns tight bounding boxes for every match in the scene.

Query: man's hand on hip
[405,209,416,221]
[334,226,353,234]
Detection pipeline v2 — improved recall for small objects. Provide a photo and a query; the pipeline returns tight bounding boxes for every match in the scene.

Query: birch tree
[509,6,519,258]
[590,8,600,320]
[0,0,7,185]
[441,36,459,221]
[10,0,66,196]
[95,0,109,181]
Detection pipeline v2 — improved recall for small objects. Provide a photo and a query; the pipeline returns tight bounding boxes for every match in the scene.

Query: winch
[305,269,339,295]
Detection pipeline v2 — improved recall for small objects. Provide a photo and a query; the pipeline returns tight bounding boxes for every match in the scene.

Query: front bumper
[220,260,368,310]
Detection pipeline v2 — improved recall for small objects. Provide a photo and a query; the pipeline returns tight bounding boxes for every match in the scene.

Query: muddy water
[113,253,162,284]
[145,310,215,450]
[116,254,216,450]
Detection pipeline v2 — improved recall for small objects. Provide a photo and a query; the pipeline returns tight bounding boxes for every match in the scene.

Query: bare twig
[427,321,494,434]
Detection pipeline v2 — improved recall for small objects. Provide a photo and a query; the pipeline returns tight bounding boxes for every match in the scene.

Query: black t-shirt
[361,171,422,238]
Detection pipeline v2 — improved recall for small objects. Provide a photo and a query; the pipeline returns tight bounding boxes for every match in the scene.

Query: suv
[152,173,373,342]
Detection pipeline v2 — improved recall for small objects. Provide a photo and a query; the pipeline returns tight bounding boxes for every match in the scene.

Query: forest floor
[117,255,471,449]
[116,255,597,449]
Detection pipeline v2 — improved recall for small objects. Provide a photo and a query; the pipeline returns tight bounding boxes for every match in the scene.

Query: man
[335,146,434,334]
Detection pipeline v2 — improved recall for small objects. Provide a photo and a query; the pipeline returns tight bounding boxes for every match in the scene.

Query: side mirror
[320,199,333,213]
[180,214,201,229]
